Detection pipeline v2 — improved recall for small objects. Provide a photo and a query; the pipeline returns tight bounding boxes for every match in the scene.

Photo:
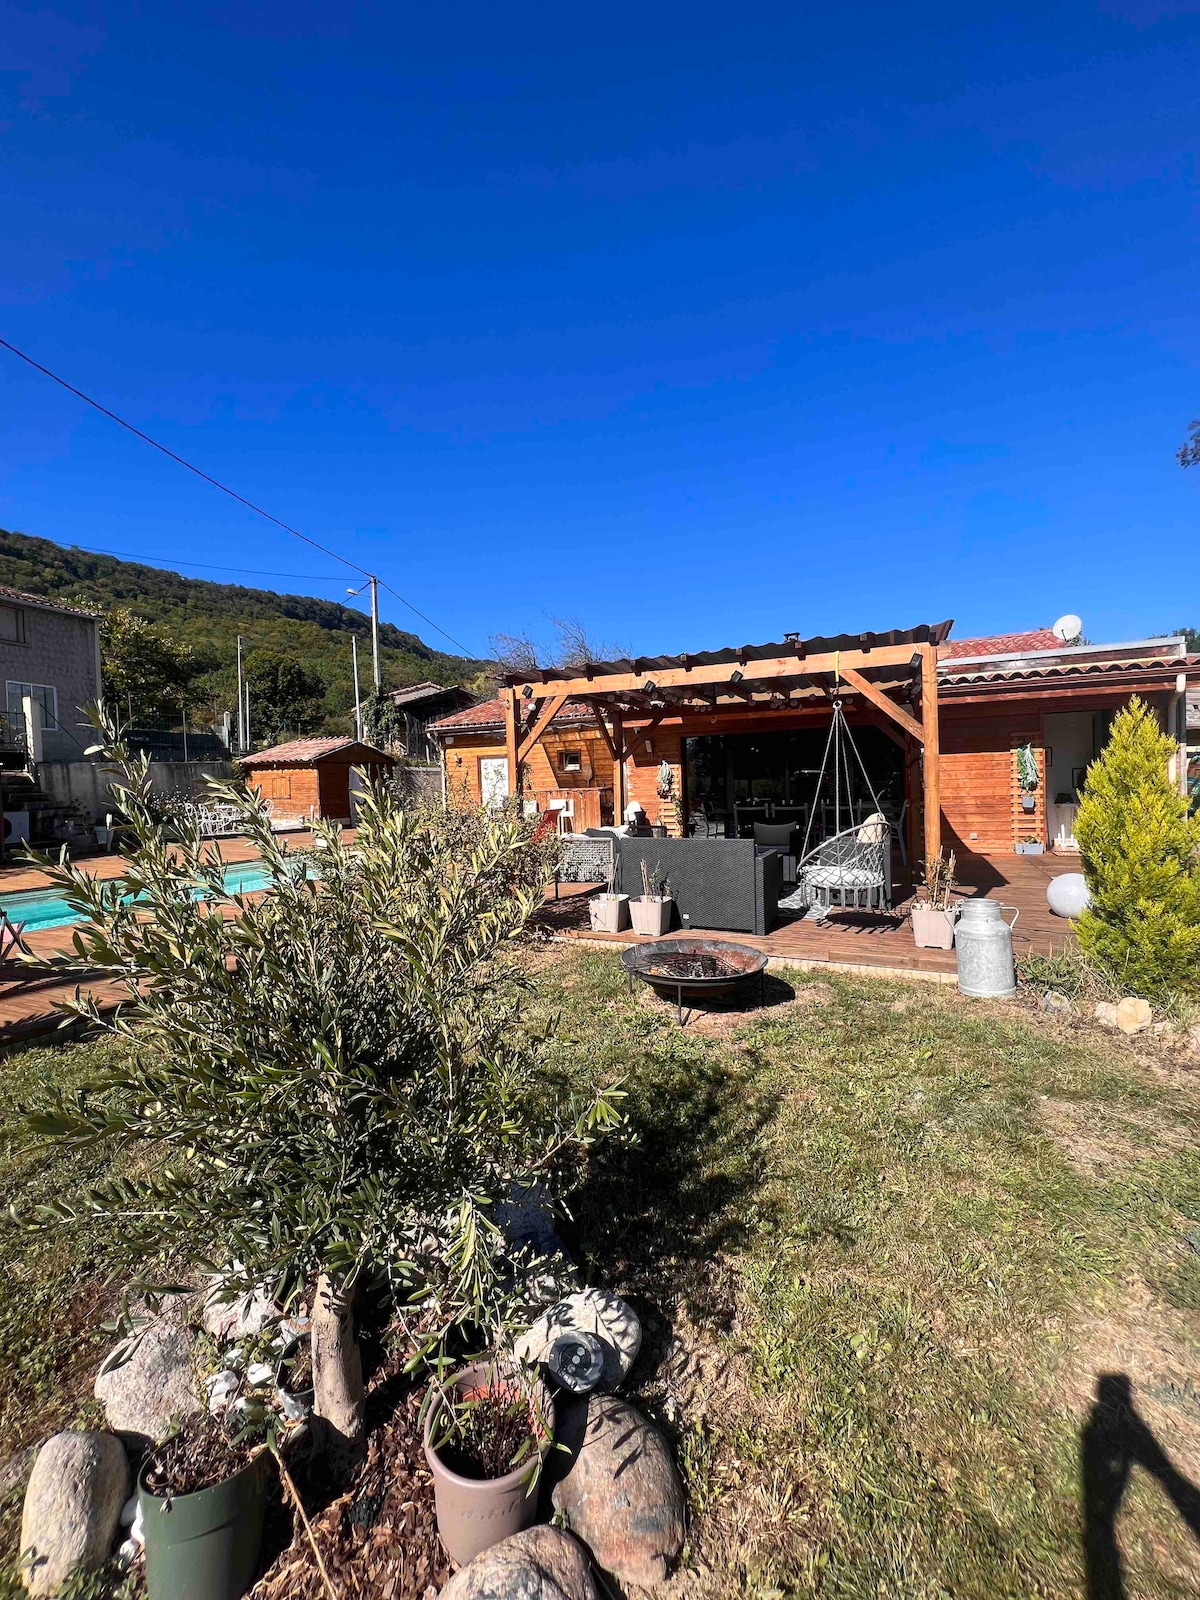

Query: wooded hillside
[0,528,488,733]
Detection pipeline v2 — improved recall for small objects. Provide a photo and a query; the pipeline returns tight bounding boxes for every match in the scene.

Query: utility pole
[369,575,381,689]
[244,681,251,752]
[236,635,245,753]
[351,636,362,740]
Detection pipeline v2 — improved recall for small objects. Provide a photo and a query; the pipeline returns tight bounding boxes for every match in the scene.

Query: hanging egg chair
[793,698,893,913]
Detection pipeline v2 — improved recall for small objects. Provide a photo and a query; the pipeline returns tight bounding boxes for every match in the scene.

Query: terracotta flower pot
[423,1366,555,1567]
[910,904,956,950]
[629,896,673,936]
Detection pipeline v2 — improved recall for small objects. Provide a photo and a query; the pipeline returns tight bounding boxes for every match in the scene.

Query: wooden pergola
[503,622,952,865]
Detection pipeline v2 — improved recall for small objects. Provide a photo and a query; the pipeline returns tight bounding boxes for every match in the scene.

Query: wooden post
[504,688,519,801]
[920,645,941,867]
[612,709,625,823]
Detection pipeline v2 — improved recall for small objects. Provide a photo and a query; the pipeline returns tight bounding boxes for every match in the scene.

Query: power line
[376,577,476,657]
[0,334,480,656]
[68,546,351,583]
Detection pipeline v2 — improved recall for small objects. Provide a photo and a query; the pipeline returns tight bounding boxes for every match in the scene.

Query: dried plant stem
[275,1449,340,1600]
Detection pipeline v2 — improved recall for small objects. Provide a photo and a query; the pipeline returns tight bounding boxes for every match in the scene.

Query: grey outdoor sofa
[611,835,783,936]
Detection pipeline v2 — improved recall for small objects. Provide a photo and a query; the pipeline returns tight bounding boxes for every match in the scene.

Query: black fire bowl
[620,937,769,1023]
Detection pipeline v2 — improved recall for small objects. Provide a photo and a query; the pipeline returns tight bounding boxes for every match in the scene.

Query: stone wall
[36,759,236,822]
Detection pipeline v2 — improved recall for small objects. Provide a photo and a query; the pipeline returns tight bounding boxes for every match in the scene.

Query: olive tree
[13,719,620,1466]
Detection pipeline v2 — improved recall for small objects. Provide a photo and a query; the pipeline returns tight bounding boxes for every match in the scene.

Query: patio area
[537,849,1073,979]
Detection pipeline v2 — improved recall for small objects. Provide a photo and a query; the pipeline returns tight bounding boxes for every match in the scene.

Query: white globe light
[1047,873,1090,918]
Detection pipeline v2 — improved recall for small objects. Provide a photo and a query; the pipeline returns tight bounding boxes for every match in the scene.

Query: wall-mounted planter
[1015,841,1044,855]
[1020,794,1037,813]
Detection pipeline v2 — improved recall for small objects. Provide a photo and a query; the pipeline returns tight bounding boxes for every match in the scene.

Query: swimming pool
[0,862,278,933]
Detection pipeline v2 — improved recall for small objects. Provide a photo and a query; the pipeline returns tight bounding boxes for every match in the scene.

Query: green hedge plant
[10,715,621,1468]
[1074,696,1200,997]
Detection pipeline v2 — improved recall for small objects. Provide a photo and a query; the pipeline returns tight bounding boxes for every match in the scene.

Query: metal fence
[124,729,231,763]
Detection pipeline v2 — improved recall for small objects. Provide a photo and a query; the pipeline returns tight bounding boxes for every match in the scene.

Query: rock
[19,1431,130,1596]
[1041,990,1075,1015]
[1094,1001,1120,1029]
[1117,997,1152,1035]
[94,1319,201,1440]
[1046,873,1091,918]
[515,1289,641,1392]
[551,1395,685,1587]
[205,1369,240,1412]
[201,1270,277,1343]
[1151,1020,1176,1038]
[440,1526,596,1600]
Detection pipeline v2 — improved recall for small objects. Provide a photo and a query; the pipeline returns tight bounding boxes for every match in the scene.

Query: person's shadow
[1081,1373,1200,1598]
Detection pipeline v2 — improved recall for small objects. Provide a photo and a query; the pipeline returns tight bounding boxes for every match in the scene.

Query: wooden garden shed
[240,736,394,824]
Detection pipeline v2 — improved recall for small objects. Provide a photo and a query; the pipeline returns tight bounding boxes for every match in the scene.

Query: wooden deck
[538,851,1076,981]
[0,841,1077,1048]
[0,835,325,1049]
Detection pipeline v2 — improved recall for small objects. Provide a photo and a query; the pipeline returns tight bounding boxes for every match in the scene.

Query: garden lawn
[527,948,1200,1599]
[1,956,1199,1598]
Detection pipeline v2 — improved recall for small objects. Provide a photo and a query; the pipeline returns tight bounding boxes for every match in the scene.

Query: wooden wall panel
[939,710,1043,856]
[442,727,614,820]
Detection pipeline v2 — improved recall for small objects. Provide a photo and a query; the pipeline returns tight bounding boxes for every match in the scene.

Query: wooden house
[430,622,1196,864]
[240,736,394,824]
[387,682,477,762]
[430,696,617,831]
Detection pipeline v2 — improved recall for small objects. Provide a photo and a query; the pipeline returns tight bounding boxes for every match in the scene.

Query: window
[559,749,583,773]
[6,682,58,731]
[0,606,25,644]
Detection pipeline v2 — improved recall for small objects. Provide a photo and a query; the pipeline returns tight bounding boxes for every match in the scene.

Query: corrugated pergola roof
[504,621,954,687]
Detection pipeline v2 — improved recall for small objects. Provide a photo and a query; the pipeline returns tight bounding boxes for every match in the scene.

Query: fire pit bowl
[621,937,769,1023]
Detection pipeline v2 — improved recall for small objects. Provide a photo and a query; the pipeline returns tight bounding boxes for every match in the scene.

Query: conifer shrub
[1074,697,1200,996]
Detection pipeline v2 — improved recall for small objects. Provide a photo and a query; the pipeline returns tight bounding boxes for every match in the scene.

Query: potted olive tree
[13,713,624,1493]
[629,858,673,936]
[910,848,959,949]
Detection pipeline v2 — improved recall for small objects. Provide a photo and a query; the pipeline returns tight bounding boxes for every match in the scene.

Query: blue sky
[1,1,1197,662]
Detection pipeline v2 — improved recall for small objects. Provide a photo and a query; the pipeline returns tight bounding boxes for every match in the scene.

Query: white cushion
[857,811,888,845]
[804,865,883,889]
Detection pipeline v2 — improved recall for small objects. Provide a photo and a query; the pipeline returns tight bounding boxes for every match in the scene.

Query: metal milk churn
[955,899,1020,998]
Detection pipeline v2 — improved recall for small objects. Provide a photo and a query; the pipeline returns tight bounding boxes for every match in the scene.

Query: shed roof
[389,680,473,707]
[241,736,394,768]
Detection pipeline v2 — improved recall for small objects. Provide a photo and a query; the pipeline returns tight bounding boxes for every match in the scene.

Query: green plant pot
[138,1451,268,1600]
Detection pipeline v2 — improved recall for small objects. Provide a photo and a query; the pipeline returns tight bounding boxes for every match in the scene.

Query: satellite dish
[1052,614,1083,644]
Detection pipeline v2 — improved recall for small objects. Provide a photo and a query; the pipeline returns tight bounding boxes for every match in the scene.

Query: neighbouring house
[428,619,1196,863]
[0,586,103,763]
[241,736,395,824]
[386,682,477,762]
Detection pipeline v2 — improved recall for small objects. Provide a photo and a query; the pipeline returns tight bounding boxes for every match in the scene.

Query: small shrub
[1074,697,1200,997]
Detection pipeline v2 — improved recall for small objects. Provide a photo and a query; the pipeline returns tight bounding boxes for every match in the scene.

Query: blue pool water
[1,862,277,932]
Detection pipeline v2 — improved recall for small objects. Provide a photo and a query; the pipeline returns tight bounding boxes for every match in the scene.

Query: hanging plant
[1016,743,1039,791]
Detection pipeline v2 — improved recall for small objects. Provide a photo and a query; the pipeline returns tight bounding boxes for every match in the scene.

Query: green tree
[100,606,197,724]
[12,720,619,1469]
[1179,419,1200,469]
[360,687,408,750]
[1074,697,1200,995]
[244,649,326,744]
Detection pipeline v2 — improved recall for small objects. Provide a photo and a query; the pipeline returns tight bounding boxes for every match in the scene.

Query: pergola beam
[512,641,920,702]
[517,694,569,765]
[838,665,925,744]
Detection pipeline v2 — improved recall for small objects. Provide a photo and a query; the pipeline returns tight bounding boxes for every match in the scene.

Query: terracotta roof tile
[241,736,393,766]
[0,584,101,619]
[943,629,1061,659]
[429,695,597,735]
